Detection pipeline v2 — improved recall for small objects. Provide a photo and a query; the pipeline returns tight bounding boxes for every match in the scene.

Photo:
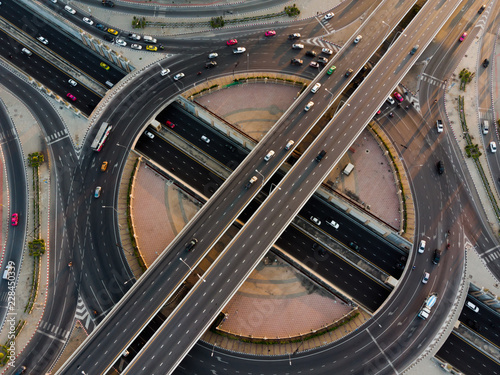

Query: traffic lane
[436,331,500,375]
[0,1,125,85]
[460,296,500,347]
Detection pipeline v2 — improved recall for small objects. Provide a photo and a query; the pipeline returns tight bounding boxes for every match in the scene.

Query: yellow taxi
[107,28,119,35]
[146,45,158,51]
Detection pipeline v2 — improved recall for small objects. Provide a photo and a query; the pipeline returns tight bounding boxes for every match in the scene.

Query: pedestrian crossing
[75,296,94,332]
[483,248,500,264]
[478,110,494,121]
[38,320,71,342]
[45,128,69,145]
[419,74,447,89]
[0,127,18,144]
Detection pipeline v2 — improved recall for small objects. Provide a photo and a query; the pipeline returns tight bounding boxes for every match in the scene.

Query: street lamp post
[179,258,206,282]
[333,100,350,118]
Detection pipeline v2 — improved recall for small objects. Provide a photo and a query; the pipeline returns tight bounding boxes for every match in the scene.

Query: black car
[185,238,198,251]
[96,24,108,31]
[345,69,353,77]
[437,160,444,174]
[306,50,317,57]
[102,0,115,7]
[225,144,236,152]
[478,4,485,13]
[291,58,303,65]
[205,61,217,69]
[483,59,489,67]
[432,249,441,264]
[349,242,360,251]
[103,35,114,42]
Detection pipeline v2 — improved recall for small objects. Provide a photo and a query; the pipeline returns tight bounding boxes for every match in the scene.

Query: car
[322,47,333,55]
[226,144,236,152]
[50,0,57,2]
[326,218,339,229]
[393,92,404,102]
[311,82,321,93]
[478,4,486,13]
[285,140,294,150]
[309,61,319,68]
[318,56,328,64]
[483,59,489,67]
[165,120,175,128]
[418,240,426,254]
[102,0,114,7]
[173,73,185,81]
[233,47,246,54]
[264,150,275,161]
[245,176,258,189]
[160,68,170,76]
[304,101,314,111]
[13,366,26,374]
[292,44,304,49]
[208,52,218,59]
[115,39,127,47]
[376,109,381,115]
[201,135,210,143]
[226,39,238,46]
[324,13,334,20]
[37,36,49,45]
[288,33,301,39]
[100,62,110,70]
[353,35,362,44]
[205,61,217,68]
[291,58,303,65]
[64,5,76,14]
[96,24,107,32]
[490,141,497,153]
[349,242,360,251]
[68,79,77,87]
[306,50,317,57]
[437,160,444,174]
[66,93,76,101]
[107,28,119,36]
[103,35,114,42]
[146,45,157,51]
[186,238,198,251]
[11,213,18,226]
[128,33,141,40]
[130,44,142,50]
[344,68,353,77]
[310,216,321,225]
[144,131,154,139]
[327,66,336,75]
[83,17,94,25]
[436,120,443,133]
[94,186,102,198]
[410,45,419,55]
[101,161,108,171]
[466,301,479,312]
[459,32,467,42]
[432,249,441,264]
[386,96,395,105]
[265,30,276,37]
[422,272,430,284]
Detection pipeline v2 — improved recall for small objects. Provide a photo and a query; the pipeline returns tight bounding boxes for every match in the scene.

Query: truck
[343,163,354,176]
[418,293,437,319]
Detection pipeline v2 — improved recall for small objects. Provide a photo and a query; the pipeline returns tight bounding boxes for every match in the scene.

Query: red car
[459,32,467,42]
[11,213,18,226]
[393,92,404,102]
[66,93,77,101]
[226,39,238,46]
[166,120,175,129]
[265,30,276,37]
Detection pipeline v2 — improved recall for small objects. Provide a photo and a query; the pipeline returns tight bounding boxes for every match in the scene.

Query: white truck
[418,293,437,319]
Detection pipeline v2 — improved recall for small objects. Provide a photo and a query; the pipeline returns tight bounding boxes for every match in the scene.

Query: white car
[490,141,497,153]
[264,150,275,161]
[144,131,155,139]
[386,96,395,105]
[304,101,314,111]
[160,68,170,76]
[310,216,321,226]
[37,36,49,45]
[233,47,246,54]
[208,53,218,59]
[418,240,426,254]
[64,5,76,14]
[436,120,443,133]
[311,82,321,93]
[173,73,185,81]
[292,44,304,49]
[201,135,210,143]
[50,0,57,2]
[324,13,334,20]
[115,39,127,47]
[326,219,339,229]
[322,47,333,55]
[83,17,94,25]
[130,44,142,50]
[466,301,479,312]
[68,79,78,87]
[354,35,362,44]
[422,272,430,284]
[129,34,141,41]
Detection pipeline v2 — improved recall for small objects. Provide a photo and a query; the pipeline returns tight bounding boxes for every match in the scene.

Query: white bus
[91,122,112,152]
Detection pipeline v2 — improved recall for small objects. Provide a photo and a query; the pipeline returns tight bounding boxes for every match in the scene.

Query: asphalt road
[459,295,500,347]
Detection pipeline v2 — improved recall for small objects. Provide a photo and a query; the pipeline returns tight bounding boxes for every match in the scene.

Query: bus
[91,122,112,152]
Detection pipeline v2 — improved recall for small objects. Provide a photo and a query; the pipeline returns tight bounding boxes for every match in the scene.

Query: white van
[483,120,489,135]
[143,36,157,44]
[343,163,354,176]
[264,150,275,161]
[285,140,294,150]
